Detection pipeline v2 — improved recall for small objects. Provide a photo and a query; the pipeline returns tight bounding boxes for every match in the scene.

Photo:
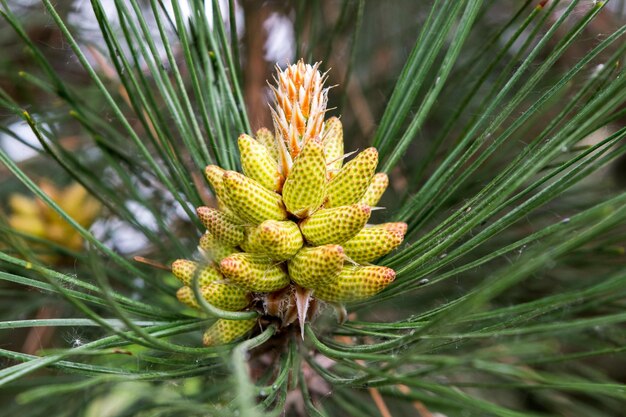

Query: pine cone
[170,60,406,346]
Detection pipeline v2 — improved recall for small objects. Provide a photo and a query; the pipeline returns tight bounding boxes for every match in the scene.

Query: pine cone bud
[342,222,407,263]
[378,222,408,235]
[203,318,258,346]
[325,147,378,208]
[300,204,371,246]
[255,128,279,162]
[196,207,245,247]
[7,182,101,260]
[222,171,287,224]
[171,259,222,286]
[242,220,303,260]
[220,253,290,292]
[281,138,327,218]
[322,117,344,176]
[198,232,238,263]
[359,172,389,207]
[288,244,345,289]
[314,265,396,303]
[238,134,284,192]
[8,198,46,236]
[204,165,237,215]
[176,283,250,311]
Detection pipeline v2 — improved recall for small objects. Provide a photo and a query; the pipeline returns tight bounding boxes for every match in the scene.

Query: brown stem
[241,0,274,132]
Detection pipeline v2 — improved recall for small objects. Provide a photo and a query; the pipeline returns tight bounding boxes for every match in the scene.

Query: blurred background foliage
[1,0,626,416]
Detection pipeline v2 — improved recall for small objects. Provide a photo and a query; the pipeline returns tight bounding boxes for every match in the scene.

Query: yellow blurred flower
[7,181,101,260]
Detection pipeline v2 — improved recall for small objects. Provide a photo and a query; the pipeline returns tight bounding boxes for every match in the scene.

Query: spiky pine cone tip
[170,60,406,346]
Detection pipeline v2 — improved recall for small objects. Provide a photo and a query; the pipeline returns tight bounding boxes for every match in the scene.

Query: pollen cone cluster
[171,60,406,346]
[7,181,101,263]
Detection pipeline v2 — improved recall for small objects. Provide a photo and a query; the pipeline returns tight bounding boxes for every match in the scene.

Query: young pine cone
[7,181,101,263]
[170,61,406,346]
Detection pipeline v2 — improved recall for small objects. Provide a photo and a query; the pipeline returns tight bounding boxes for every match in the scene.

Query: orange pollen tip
[384,268,396,281]
[219,258,237,271]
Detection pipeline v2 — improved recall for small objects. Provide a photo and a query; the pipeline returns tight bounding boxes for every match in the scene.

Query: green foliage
[1,0,625,416]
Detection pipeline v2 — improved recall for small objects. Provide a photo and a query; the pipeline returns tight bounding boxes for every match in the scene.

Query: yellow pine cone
[313,265,396,303]
[58,183,102,227]
[359,172,389,207]
[219,253,290,292]
[203,318,258,346]
[222,171,287,224]
[204,165,238,216]
[172,61,407,345]
[171,259,223,286]
[197,207,245,247]
[198,232,238,262]
[325,147,378,208]
[176,284,250,311]
[255,128,279,162]
[382,222,409,235]
[8,196,46,236]
[322,117,344,176]
[342,223,408,264]
[281,138,327,218]
[300,204,371,246]
[288,244,345,289]
[241,220,303,261]
[7,181,101,261]
[8,194,40,217]
[238,134,284,192]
